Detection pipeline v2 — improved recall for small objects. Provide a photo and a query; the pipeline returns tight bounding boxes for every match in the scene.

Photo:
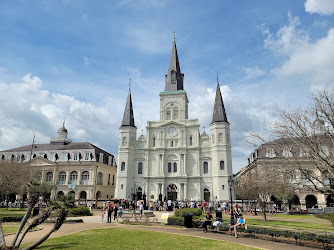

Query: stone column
[162,183,165,197]
[184,183,188,201]
[162,154,165,176]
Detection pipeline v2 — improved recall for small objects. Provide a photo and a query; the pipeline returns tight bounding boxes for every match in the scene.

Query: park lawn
[27,228,259,250]
[221,215,334,232]
[272,214,315,220]
[0,208,27,213]
[0,214,25,218]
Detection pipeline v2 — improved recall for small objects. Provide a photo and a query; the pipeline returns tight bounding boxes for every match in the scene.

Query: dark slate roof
[212,81,228,123]
[164,39,184,92]
[121,89,135,127]
[1,142,103,153]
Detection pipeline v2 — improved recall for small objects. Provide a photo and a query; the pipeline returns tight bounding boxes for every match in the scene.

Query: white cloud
[242,66,265,80]
[0,67,7,72]
[305,0,334,15]
[0,74,123,156]
[260,13,334,86]
[83,56,89,65]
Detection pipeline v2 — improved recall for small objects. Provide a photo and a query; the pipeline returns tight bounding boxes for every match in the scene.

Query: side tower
[209,76,232,201]
[115,88,137,199]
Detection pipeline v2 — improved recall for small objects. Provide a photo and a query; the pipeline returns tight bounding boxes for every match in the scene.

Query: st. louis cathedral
[115,39,233,202]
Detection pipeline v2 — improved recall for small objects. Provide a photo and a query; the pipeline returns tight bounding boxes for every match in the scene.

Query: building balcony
[80,180,89,185]
[68,180,77,185]
[57,181,66,185]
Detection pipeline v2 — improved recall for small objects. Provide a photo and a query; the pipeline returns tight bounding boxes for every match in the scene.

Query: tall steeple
[121,85,135,127]
[164,38,184,91]
[212,75,228,123]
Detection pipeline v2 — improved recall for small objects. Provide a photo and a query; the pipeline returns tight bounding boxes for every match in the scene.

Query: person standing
[131,201,136,218]
[101,209,105,223]
[167,199,172,212]
[139,201,144,219]
[113,204,118,222]
[107,205,113,223]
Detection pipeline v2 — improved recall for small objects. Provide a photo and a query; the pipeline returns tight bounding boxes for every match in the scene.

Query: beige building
[0,124,117,204]
[238,117,334,209]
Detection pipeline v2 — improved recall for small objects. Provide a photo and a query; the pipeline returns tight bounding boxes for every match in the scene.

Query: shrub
[174,208,202,217]
[167,216,184,226]
[67,206,91,216]
[315,213,334,225]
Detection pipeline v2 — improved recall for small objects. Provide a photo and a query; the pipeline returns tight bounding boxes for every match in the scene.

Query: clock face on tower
[168,127,177,136]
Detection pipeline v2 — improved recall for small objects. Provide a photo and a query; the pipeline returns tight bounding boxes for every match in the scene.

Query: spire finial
[172,30,176,40]
[141,129,143,135]
[63,119,65,127]
[217,71,219,83]
[129,78,131,90]
[203,126,206,133]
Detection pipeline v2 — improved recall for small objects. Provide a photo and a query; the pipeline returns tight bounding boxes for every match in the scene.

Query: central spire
[164,39,184,91]
[212,75,228,123]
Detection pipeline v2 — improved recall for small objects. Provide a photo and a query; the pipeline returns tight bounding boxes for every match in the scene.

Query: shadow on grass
[37,243,79,249]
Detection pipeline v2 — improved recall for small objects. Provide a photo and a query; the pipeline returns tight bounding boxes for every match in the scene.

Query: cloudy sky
[1,0,334,173]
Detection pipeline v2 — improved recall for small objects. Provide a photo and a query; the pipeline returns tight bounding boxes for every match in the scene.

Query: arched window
[138,162,143,174]
[174,109,179,119]
[168,162,172,173]
[46,172,53,182]
[81,171,90,181]
[97,172,103,185]
[203,162,208,174]
[173,162,177,172]
[58,171,66,182]
[122,137,127,146]
[70,171,78,182]
[220,160,225,170]
[166,110,171,120]
[219,133,223,143]
[121,162,125,171]
[171,141,173,147]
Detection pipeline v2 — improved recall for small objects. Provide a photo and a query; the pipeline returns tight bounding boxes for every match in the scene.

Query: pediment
[157,120,185,128]
[29,156,55,166]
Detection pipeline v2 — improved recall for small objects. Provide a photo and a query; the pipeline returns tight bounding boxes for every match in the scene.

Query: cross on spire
[129,78,131,90]
[141,129,143,135]
[217,71,219,83]
[203,126,206,133]
[172,30,176,39]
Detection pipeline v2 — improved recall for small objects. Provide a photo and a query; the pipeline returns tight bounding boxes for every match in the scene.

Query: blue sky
[0,0,334,173]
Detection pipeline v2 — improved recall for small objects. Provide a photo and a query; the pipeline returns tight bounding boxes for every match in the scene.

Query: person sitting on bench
[233,214,246,238]
[202,211,213,232]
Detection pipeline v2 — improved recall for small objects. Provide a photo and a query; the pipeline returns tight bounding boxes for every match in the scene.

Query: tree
[0,163,31,208]
[247,88,334,197]
[235,169,288,221]
[0,180,67,250]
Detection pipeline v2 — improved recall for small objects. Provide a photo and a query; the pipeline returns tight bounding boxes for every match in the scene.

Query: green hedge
[167,216,184,226]
[315,213,334,225]
[1,216,24,222]
[67,207,91,216]
[174,208,202,217]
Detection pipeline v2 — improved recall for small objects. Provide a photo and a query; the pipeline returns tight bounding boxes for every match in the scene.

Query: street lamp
[143,183,147,210]
[228,175,235,226]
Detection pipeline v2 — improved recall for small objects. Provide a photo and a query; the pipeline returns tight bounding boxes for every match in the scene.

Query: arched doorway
[305,195,318,208]
[136,187,142,200]
[167,184,177,201]
[327,195,334,207]
[57,191,64,199]
[271,195,282,210]
[80,191,87,200]
[289,195,301,210]
[96,191,101,200]
[204,188,210,202]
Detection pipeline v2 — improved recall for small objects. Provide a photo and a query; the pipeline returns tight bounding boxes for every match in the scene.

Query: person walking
[101,209,105,223]
[139,201,144,220]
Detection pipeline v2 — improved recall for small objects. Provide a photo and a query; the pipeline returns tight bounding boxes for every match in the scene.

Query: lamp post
[228,175,235,226]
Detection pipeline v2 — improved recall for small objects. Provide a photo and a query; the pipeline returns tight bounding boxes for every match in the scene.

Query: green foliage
[174,208,202,217]
[67,206,91,216]
[167,216,184,226]
[315,213,334,225]
[51,194,76,209]
[26,180,54,203]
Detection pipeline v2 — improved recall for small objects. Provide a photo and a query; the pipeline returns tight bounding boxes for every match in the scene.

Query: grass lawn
[0,214,25,218]
[0,208,27,213]
[27,228,259,250]
[221,215,334,232]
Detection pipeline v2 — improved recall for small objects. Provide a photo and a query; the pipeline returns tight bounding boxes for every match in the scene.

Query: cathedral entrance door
[204,188,210,202]
[167,184,177,201]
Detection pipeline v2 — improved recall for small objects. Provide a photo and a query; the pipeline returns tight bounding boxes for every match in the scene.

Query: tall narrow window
[173,162,177,172]
[108,174,111,185]
[189,136,193,146]
[58,171,66,182]
[70,171,78,182]
[85,152,90,160]
[203,162,208,174]
[112,175,115,185]
[121,162,125,171]
[174,109,179,119]
[73,153,78,161]
[46,172,53,182]
[212,135,215,144]
[219,133,223,143]
[62,152,68,161]
[168,162,172,173]
[220,160,225,170]
[171,141,173,147]
[138,162,143,174]
[153,137,156,147]
[166,110,171,120]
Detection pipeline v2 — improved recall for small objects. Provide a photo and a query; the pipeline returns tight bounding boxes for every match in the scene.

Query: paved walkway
[3,211,320,250]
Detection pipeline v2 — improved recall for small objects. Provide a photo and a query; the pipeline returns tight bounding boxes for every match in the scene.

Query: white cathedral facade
[115,39,233,202]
